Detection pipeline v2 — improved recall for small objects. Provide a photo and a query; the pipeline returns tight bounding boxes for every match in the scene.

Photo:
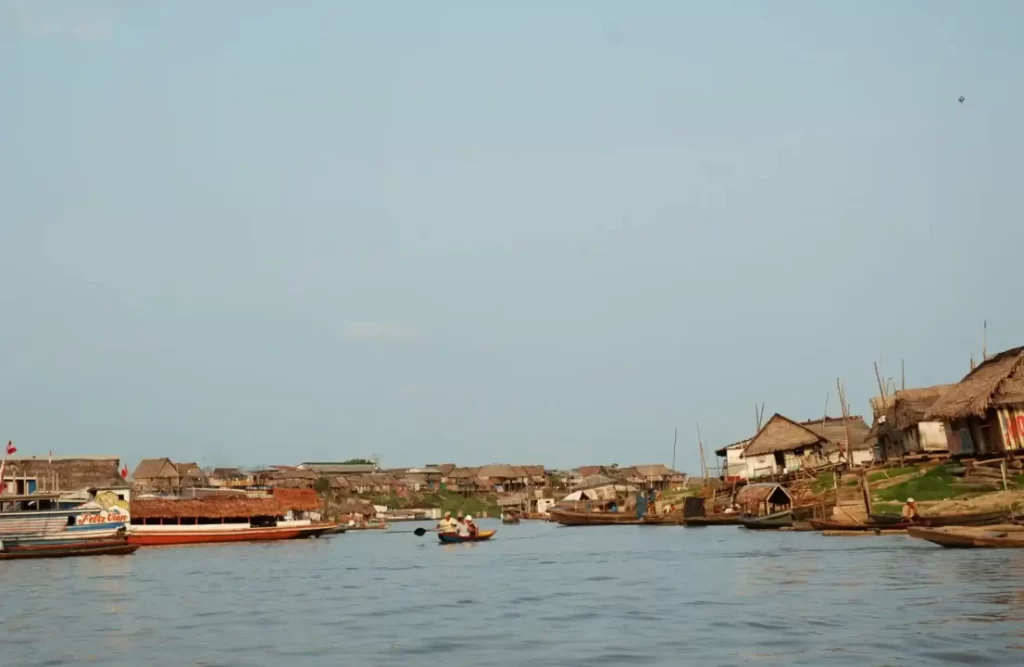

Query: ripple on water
[3,523,1024,667]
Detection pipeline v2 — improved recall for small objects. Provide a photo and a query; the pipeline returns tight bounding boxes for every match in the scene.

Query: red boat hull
[127,526,307,546]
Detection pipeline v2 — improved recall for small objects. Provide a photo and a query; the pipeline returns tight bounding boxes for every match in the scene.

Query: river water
[2,520,1024,666]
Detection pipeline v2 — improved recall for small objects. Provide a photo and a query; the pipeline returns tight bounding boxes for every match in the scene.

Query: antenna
[901,358,905,391]
[983,320,988,361]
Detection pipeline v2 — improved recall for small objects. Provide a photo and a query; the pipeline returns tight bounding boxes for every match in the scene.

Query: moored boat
[683,513,742,527]
[739,510,794,530]
[548,508,643,526]
[0,493,106,539]
[869,509,1012,527]
[127,489,326,547]
[0,538,139,560]
[438,529,496,543]
[808,518,904,531]
[907,524,1024,548]
[641,513,688,525]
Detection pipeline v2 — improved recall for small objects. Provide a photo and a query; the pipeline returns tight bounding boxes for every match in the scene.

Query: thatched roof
[735,483,792,508]
[743,414,827,457]
[714,440,750,457]
[926,347,1024,420]
[477,464,524,479]
[133,458,179,481]
[448,467,481,479]
[498,493,526,507]
[575,466,608,477]
[269,488,320,511]
[176,462,204,478]
[132,496,286,519]
[572,474,618,490]
[799,416,871,451]
[433,463,457,476]
[891,385,955,430]
[210,467,246,479]
[334,499,376,516]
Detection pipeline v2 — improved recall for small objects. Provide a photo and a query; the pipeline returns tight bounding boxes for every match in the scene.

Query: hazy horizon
[2,1,1022,472]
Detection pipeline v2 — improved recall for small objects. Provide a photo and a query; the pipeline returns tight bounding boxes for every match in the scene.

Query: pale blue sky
[1,1,1021,471]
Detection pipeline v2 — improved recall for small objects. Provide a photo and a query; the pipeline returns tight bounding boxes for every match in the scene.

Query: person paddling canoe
[436,511,457,534]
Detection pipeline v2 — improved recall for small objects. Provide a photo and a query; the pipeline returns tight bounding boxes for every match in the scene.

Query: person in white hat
[464,515,479,538]
[901,497,920,522]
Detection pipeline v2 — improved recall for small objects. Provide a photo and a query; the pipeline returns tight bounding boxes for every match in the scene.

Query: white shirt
[456,521,471,537]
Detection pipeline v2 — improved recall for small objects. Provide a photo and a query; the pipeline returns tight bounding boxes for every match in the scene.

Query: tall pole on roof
[696,422,707,480]
[983,319,988,361]
[901,359,905,392]
[671,427,677,473]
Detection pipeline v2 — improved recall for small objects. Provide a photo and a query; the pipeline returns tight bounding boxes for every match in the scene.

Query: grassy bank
[366,490,501,518]
[873,465,957,503]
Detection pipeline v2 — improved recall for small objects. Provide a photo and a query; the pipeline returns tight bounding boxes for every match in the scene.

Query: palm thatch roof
[132,496,285,519]
[799,416,871,451]
[892,385,955,430]
[926,347,1024,420]
[735,483,792,508]
[743,414,827,457]
[132,458,179,481]
[269,487,320,511]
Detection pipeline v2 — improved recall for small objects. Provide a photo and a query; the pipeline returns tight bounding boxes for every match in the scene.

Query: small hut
[735,483,792,516]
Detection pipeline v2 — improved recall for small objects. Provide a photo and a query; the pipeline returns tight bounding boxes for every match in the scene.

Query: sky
[1,1,1022,472]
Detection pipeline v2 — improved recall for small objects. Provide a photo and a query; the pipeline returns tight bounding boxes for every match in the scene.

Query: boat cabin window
[250,515,278,528]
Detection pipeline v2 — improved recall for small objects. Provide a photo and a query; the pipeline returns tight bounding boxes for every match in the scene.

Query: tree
[341,458,375,465]
[313,477,332,494]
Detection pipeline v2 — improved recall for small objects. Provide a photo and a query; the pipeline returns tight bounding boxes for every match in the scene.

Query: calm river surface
[3,520,1024,666]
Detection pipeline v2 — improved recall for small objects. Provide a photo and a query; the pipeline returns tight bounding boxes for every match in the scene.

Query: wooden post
[861,471,873,516]
[901,359,905,391]
[1001,460,1009,492]
[837,379,855,465]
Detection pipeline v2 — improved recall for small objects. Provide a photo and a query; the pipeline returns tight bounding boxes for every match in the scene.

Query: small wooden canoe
[739,510,794,530]
[438,529,496,544]
[870,509,1012,527]
[908,524,1024,548]
[683,513,741,527]
[0,538,140,560]
[811,522,917,532]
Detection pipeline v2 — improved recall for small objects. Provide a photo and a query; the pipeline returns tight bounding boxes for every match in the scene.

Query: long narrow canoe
[438,529,496,544]
[907,525,1024,548]
[683,514,742,527]
[869,509,1012,527]
[809,519,915,531]
[0,538,139,560]
[739,510,794,530]
[641,514,688,526]
[548,508,643,526]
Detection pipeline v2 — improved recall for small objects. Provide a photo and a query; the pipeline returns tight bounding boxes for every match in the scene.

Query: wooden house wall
[996,406,1024,452]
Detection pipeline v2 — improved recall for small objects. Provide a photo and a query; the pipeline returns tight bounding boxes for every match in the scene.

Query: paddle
[413,527,436,537]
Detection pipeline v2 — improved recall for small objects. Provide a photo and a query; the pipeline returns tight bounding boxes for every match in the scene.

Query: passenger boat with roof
[126,488,335,546]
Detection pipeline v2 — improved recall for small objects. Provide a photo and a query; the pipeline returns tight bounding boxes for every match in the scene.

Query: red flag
[5,441,15,456]
[121,464,128,479]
